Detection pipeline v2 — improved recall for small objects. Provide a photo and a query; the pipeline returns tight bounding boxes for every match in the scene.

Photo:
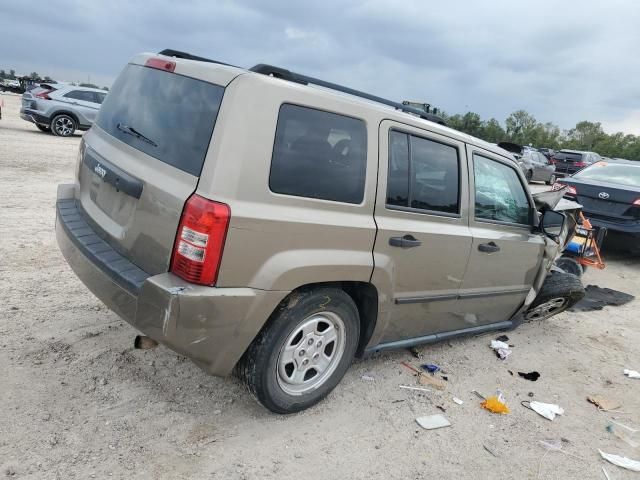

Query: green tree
[482,118,507,143]
[0,69,5,79]
[8,69,16,79]
[505,110,538,145]
[79,82,100,89]
[565,121,606,151]
[29,72,40,80]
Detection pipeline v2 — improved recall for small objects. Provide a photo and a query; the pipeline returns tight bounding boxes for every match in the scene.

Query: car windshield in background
[574,162,640,188]
[555,152,583,162]
[95,64,224,176]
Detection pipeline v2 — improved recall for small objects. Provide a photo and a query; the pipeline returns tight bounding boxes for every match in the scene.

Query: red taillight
[145,57,176,72]
[170,195,230,286]
[574,161,586,167]
[35,91,51,99]
[633,199,640,206]
[550,157,557,164]
[551,182,577,196]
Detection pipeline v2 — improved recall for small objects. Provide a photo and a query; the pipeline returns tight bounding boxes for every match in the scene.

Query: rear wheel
[51,114,76,137]
[237,288,360,414]
[546,174,557,185]
[36,124,51,133]
[525,272,585,321]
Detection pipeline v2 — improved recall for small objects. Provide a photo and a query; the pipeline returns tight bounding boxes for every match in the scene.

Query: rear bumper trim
[56,198,150,294]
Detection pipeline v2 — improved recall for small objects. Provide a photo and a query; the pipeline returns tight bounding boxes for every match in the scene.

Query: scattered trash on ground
[133,335,158,350]
[401,361,446,390]
[607,420,639,448]
[598,450,640,472]
[624,369,640,379]
[421,364,440,374]
[472,390,486,400]
[601,466,611,480]
[452,397,464,405]
[361,374,375,382]
[495,334,509,343]
[518,371,541,381]
[436,405,446,413]
[481,392,510,414]
[408,347,422,359]
[569,285,635,312]
[415,414,451,430]
[490,340,512,360]
[528,392,535,398]
[587,395,621,412]
[523,401,564,421]
[483,445,498,457]
[399,385,431,393]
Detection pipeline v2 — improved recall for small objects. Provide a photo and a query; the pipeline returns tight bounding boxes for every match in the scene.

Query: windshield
[574,162,640,187]
[96,64,224,176]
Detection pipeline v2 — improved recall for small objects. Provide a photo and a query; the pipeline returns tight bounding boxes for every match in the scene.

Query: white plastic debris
[530,401,564,421]
[452,397,464,405]
[624,369,640,379]
[399,385,431,393]
[416,414,451,430]
[361,375,375,382]
[599,450,640,472]
[490,340,512,360]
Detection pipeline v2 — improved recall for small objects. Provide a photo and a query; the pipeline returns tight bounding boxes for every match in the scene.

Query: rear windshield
[574,162,640,187]
[555,152,583,162]
[96,64,224,176]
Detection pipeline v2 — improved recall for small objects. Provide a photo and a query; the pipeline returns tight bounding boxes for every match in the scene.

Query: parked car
[497,142,556,184]
[538,148,556,160]
[552,149,602,176]
[20,85,107,136]
[553,159,640,253]
[56,49,584,413]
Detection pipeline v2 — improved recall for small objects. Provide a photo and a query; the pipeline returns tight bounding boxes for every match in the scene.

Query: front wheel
[51,114,76,137]
[525,272,585,321]
[237,288,360,414]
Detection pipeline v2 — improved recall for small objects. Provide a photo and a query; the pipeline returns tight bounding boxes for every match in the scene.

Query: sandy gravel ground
[1,92,639,479]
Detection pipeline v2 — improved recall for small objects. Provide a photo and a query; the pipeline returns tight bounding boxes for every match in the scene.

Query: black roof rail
[250,63,445,125]
[157,49,239,68]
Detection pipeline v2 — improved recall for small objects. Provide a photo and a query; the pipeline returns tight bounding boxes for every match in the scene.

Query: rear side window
[96,64,224,176]
[64,90,96,102]
[474,154,530,225]
[94,92,107,104]
[269,104,367,204]
[386,130,460,214]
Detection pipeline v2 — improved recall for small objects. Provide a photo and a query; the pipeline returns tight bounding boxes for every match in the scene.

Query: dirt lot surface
[1,92,639,479]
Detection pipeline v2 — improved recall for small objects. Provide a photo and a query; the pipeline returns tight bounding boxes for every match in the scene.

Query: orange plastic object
[481,396,510,414]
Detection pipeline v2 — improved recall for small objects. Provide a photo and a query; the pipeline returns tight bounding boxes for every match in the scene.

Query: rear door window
[269,104,367,204]
[386,130,460,214]
[96,64,225,177]
[474,154,530,225]
[64,90,96,102]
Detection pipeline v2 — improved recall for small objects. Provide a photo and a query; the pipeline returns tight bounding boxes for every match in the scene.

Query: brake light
[35,91,51,99]
[574,161,586,167]
[145,57,176,72]
[633,199,640,206]
[170,195,230,286]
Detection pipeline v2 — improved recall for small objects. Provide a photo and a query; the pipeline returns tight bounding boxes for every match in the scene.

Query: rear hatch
[553,151,584,174]
[562,178,640,222]
[22,84,56,110]
[76,60,227,275]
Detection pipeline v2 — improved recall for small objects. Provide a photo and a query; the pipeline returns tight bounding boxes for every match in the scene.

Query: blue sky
[2,0,639,133]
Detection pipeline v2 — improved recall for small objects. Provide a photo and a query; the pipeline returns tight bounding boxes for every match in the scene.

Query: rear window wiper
[117,123,158,147]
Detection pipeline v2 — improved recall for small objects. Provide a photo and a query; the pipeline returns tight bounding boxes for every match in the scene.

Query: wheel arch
[50,110,80,125]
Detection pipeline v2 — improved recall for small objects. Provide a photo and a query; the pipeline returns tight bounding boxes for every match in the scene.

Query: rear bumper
[585,214,640,235]
[55,184,288,376]
[20,108,49,126]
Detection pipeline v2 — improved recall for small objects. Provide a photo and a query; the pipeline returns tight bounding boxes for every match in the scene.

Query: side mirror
[540,210,566,240]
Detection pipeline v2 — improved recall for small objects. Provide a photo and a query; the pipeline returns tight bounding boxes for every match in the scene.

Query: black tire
[525,272,585,321]
[237,288,360,414]
[554,256,584,277]
[526,170,533,183]
[546,174,557,185]
[51,114,76,137]
[36,124,51,132]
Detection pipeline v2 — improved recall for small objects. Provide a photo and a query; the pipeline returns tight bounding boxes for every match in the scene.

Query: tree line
[442,110,639,161]
[0,69,108,91]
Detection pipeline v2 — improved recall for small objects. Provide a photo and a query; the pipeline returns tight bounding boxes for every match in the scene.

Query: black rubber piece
[237,288,360,414]
[36,124,51,132]
[555,256,584,277]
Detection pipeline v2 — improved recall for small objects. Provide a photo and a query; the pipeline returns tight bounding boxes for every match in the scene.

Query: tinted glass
[65,90,95,102]
[387,131,409,207]
[574,162,640,187]
[555,151,583,162]
[410,135,459,213]
[474,154,530,225]
[96,64,224,176]
[94,92,107,104]
[270,104,367,204]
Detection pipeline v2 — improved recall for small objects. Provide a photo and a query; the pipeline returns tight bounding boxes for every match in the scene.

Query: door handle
[389,235,422,248]
[478,241,500,253]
